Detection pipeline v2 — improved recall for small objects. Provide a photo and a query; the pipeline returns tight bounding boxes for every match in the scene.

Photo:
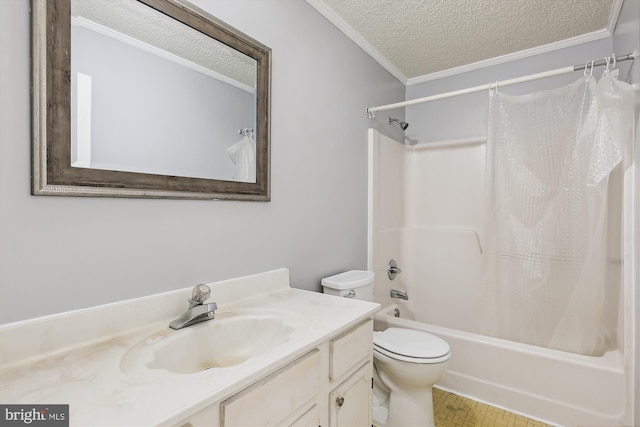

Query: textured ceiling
[308,0,619,84]
[72,0,257,91]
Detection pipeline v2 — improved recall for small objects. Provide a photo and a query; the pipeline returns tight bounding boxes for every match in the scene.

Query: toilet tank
[321,270,374,301]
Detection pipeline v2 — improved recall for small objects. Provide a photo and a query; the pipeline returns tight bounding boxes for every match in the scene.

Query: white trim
[305,0,408,85]
[71,16,255,94]
[407,29,612,85]
[366,128,377,271]
[630,110,640,426]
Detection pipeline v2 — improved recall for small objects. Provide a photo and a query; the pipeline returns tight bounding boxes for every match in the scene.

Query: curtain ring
[584,60,595,76]
[604,57,611,75]
[489,80,499,93]
[611,54,616,69]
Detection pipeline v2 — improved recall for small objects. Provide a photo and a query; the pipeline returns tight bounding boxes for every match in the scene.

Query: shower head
[388,117,409,130]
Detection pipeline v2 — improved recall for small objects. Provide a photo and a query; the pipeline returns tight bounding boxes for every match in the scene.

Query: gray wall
[0,0,404,324]
[405,38,616,143]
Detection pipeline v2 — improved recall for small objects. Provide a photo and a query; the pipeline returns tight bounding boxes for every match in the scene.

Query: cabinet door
[329,362,373,427]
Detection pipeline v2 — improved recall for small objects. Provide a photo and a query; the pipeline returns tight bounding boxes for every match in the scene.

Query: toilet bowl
[321,271,451,427]
[373,327,450,427]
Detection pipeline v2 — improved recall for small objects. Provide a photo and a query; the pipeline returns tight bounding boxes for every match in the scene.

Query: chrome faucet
[169,284,218,330]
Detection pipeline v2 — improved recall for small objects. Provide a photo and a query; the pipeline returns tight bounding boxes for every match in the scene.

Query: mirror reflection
[70,0,257,182]
[32,0,271,200]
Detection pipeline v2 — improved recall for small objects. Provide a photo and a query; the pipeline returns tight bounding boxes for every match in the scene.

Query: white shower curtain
[480,70,635,356]
[226,134,256,182]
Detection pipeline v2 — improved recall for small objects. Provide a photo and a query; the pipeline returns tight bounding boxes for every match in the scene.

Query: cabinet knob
[336,396,345,407]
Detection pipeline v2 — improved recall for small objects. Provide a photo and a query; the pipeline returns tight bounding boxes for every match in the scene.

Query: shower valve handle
[388,259,402,280]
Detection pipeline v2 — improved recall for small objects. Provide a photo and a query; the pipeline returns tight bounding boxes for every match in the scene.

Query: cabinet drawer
[329,319,373,381]
[221,350,320,427]
[172,403,219,427]
[288,405,319,427]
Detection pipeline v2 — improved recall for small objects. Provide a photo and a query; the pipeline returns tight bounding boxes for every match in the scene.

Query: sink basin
[121,310,296,375]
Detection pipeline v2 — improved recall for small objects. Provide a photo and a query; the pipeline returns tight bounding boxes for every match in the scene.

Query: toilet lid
[374,328,450,361]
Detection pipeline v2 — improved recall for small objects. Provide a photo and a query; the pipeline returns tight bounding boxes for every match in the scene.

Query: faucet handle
[189,284,211,307]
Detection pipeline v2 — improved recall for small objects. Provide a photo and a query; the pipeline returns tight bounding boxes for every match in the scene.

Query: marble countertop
[0,269,379,426]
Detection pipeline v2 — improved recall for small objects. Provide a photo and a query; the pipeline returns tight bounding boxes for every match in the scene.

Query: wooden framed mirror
[32,0,271,200]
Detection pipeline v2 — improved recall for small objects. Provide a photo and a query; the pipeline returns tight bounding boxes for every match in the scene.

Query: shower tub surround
[368,129,633,426]
[0,269,379,426]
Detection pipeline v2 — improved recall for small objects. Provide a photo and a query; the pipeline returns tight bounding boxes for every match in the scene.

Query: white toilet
[322,270,450,427]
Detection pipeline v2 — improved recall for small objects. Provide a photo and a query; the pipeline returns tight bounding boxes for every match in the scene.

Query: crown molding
[307,0,624,88]
[406,29,613,85]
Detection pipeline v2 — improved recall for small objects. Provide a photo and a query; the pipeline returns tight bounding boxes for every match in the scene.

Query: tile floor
[433,388,552,427]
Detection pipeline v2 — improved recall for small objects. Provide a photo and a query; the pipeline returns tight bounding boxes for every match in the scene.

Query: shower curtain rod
[366,51,637,118]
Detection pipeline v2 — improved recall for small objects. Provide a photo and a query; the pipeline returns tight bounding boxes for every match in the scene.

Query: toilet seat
[374,328,450,364]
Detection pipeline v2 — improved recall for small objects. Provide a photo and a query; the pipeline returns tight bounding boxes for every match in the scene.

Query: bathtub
[373,304,628,427]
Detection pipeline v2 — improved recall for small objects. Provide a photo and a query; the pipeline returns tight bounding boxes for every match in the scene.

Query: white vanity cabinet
[173,319,374,427]
[0,269,381,427]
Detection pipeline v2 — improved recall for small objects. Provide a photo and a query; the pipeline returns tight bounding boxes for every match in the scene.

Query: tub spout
[390,289,408,300]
